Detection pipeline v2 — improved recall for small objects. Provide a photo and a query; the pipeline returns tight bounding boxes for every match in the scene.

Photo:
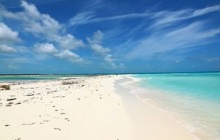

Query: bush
[0,85,10,90]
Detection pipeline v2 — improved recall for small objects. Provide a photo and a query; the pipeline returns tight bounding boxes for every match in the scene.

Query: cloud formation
[70,4,220,66]
[151,5,220,28]
[0,0,64,9]
[125,21,220,60]
[69,5,220,26]
[55,50,83,63]
[0,0,85,64]
[0,0,219,73]
[1,1,84,50]
[54,34,84,50]
[87,30,111,56]
[34,43,58,54]
[87,30,122,69]
[69,11,151,26]
[0,44,16,53]
[0,22,20,43]
[0,22,20,54]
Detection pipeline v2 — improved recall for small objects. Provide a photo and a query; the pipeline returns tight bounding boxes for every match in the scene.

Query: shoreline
[122,75,220,140]
[115,75,196,140]
[0,75,196,140]
[0,75,133,140]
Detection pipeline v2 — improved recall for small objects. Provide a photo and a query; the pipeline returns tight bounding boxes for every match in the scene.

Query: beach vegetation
[0,85,10,90]
[62,81,78,85]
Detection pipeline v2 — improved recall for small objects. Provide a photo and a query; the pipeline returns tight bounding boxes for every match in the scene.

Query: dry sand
[0,75,196,140]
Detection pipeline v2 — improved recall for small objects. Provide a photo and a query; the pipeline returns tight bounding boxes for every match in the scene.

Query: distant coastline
[0,71,219,75]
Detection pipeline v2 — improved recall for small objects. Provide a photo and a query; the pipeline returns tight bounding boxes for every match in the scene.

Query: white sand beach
[0,75,195,140]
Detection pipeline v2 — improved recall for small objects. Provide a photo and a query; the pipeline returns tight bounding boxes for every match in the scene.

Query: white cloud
[87,30,122,69]
[69,5,220,26]
[69,11,96,25]
[125,21,220,60]
[82,0,105,11]
[87,30,110,55]
[104,54,125,69]
[54,34,84,50]
[201,29,220,38]
[0,0,64,9]
[17,1,62,36]
[151,10,191,27]
[104,54,117,69]
[1,1,84,50]
[55,50,83,63]
[0,44,16,53]
[87,30,103,44]
[192,5,220,17]
[164,22,220,41]
[90,44,110,55]
[0,22,20,43]
[69,11,151,26]
[21,0,41,18]
[151,5,220,28]
[104,54,114,63]
[0,1,87,64]
[34,43,58,54]
[1,1,61,35]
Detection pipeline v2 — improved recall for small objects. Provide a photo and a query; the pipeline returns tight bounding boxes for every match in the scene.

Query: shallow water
[0,75,59,81]
[133,73,220,140]
[0,75,82,82]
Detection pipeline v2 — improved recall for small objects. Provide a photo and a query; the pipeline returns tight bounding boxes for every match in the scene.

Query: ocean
[0,75,74,82]
[133,73,220,140]
[1,73,219,140]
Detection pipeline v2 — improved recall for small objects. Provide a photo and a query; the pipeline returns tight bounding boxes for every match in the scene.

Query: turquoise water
[133,73,220,140]
[0,75,73,82]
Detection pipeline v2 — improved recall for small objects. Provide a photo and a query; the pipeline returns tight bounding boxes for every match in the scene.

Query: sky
[0,0,220,74]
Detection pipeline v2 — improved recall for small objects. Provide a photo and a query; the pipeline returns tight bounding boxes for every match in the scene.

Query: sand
[0,75,196,140]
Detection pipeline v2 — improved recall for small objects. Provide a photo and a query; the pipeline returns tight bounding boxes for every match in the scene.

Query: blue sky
[0,0,220,74]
